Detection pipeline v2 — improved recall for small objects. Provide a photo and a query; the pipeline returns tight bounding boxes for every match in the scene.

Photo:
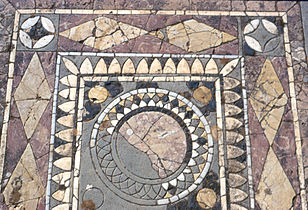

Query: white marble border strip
[282,14,308,210]
[83,76,218,82]
[0,10,20,192]
[72,78,85,210]
[240,57,255,209]
[17,9,285,17]
[45,54,62,210]
[59,52,239,59]
[215,78,227,210]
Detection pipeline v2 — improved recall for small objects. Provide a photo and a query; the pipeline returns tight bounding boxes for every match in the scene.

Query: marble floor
[0,1,307,210]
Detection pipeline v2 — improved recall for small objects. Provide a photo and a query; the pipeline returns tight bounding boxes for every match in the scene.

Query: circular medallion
[19,16,55,49]
[90,88,214,205]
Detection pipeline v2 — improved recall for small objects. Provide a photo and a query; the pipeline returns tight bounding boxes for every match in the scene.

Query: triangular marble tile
[30,99,52,159]
[193,16,221,31]
[38,52,56,92]
[59,14,99,32]
[13,52,34,76]
[158,41,188,54]
[244,56,266,97]
[144,15,193,31]
[35,153,49,188]
[213,39,239,55]
[219,16,238,37]
[272,107,300,193]
[16,99,50,139]
[271,57,290,97]
[4,101,27,179]
[57,35,99,52]
[248,101,270,191]
[116,14,151,30]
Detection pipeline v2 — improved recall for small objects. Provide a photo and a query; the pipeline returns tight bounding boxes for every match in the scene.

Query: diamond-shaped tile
[248,101,270,191]
[3,144,45,208]
[150,19,236,52]
[248,59,288,145]
[256,148,295,209]
[14,53,51,139]
[59,16,148,51]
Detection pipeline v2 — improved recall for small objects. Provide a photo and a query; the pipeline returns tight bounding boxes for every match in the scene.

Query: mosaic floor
[0,1,308,210]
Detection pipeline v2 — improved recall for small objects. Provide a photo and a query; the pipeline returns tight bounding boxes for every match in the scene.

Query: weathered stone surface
[248,101,270,191]
[119,112,187,178]
[161,19,236,52]
[228,174,247,188]
[60,16,147,51]
[88,86,109,103]
[249,59,288,145]
[229,188,248,203]
[196,188,217,209]
[256,148,296,210]
[14,53,52,139]
[193,86,212,105]
[3,144,44,207]
[4,102,28,179]
[30,100,52,159]
[272,108,300,193]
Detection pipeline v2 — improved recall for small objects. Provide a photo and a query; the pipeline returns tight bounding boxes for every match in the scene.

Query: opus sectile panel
[0,5,307,210]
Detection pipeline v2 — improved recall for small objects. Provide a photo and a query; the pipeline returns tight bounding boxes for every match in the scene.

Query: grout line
[0,10,20,192]
[283,14,308,210]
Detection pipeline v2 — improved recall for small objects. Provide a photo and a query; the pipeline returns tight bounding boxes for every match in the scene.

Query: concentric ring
[90,88,214,205]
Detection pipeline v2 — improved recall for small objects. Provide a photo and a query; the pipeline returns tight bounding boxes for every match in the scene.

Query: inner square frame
[0,8,306,210]
[49,52,247,210]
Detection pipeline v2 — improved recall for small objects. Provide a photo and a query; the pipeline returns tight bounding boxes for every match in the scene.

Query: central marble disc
[117,111,187,178]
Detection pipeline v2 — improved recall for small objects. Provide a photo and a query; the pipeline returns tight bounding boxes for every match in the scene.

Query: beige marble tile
[249,59,287,145]
[256,148,295,209]
[3,144,44,207]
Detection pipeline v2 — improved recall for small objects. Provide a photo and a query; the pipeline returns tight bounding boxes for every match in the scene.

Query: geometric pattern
[249,59,287,145]
[91,87,213,205]
[59,16,148,51]
[256,148,295,209]
[13,53,51,139]
[250,59,296,209]
[19,16,55,49]
[59,16,236,52]
[3,144,44,209]
[40,52,257,210]
[150,19,236,52]
[1,5,307,210]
